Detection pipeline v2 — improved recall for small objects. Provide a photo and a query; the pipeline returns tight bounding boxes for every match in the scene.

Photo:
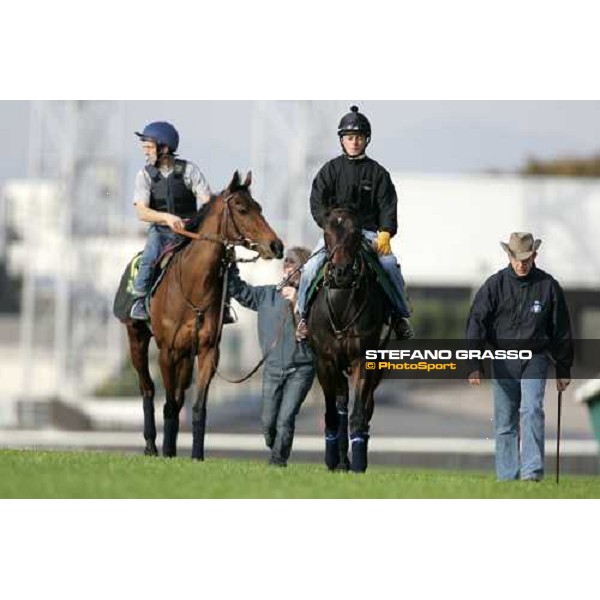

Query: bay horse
[125,171,283,460]
[306,208,389,472]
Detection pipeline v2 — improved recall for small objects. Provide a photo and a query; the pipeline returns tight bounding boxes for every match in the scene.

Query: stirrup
[130,298,149,321]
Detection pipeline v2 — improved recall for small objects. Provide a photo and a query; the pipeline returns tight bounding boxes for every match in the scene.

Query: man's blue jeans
[296,230,410,318]
[262,365,315,464]
[491,353,550,481]
[132,224,183,295]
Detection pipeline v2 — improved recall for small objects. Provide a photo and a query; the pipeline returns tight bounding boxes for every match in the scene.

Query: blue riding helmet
[135,121,179,153]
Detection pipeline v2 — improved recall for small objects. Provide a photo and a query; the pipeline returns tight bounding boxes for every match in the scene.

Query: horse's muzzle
[267,239,284,259]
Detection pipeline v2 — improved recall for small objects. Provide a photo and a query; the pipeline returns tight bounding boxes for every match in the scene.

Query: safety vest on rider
[146,159,197,219]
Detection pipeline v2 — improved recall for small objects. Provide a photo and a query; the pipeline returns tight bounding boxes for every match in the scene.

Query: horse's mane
[184,184,252,233]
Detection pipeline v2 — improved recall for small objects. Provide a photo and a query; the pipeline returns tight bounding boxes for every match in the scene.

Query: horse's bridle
[176,191,260,256]
[323,239,369,339]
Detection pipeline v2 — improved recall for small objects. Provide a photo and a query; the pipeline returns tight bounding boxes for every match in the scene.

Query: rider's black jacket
[466,265,574,378]
[309,155,398,236]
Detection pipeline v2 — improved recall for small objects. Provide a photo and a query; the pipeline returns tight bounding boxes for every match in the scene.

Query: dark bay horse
[126,171,283,459]
[307,208,389,472]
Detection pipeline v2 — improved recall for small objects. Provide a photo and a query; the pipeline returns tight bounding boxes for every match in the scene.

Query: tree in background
[521,152,600,177]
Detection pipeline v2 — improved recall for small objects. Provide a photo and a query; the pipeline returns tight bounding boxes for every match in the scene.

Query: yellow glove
[376,231,392,255]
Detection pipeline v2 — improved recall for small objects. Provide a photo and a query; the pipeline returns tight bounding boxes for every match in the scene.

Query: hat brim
[500,239,542,260]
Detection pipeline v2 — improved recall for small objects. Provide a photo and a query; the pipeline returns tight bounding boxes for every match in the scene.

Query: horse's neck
[183,201,225,283]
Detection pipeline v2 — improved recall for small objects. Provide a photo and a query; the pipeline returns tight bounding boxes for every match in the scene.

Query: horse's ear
[243,170,252,188]
[228,171,241,191]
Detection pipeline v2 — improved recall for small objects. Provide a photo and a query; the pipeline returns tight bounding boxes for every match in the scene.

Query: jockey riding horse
[295,105,413,340]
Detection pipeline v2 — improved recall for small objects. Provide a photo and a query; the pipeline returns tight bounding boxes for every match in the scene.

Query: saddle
[112,238,189,322]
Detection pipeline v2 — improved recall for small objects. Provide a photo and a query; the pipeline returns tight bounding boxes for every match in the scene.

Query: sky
[3,100,600,191]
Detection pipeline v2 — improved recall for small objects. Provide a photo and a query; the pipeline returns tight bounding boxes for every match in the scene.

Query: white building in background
[394,173,600,290]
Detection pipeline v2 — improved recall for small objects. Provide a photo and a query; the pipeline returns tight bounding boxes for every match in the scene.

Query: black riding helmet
[338,105,371,136]
[337,105,371,153]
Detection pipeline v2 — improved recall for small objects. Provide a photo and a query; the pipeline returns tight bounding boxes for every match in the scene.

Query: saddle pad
[113,252,142,322]
[112,245,182,322]
[306,243,397,308]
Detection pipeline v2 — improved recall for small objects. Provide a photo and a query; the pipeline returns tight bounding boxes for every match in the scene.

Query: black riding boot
[222,303,235,325]
[392,315,414,340]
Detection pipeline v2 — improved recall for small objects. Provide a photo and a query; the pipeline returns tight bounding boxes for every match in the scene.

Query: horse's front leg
[349,362,382,473]
[335,377,350,471]
[317,360,342,471]
[191,343,218,461]
[159,346,181,457]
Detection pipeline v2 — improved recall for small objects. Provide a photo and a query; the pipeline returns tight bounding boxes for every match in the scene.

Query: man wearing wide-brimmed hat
[466,232,574,481]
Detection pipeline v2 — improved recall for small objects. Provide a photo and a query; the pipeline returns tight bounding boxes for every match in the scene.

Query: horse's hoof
[162,450,177,458]
[336,459,350,472]
[325,457,339,471]
[144,444,158,457]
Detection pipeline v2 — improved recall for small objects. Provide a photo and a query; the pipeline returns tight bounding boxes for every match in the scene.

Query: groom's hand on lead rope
[376,230,392,255]
[281,286,297,304]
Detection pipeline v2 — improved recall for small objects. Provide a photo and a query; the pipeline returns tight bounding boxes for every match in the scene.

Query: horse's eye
[236,203,249,214]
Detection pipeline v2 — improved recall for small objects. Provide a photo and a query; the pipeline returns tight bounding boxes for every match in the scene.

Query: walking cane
[556,389,563,485]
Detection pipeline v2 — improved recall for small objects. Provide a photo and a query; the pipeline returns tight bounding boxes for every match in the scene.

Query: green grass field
[1,449,599,498]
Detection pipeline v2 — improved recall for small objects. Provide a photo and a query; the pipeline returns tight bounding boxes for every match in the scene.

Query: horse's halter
[323,216,368,339]
[218,190,263,254]
[324,218,362,289]
[176,189,260,255]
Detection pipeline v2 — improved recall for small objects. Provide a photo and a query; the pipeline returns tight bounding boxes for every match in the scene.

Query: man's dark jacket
[466,265,574,378]
[228,266,315,371]
[309,155,398,235]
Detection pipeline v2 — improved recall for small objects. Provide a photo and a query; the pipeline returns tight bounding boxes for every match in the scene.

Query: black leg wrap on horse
[192,420,205,461]
[350,433,370,473]
[325,429,340,471]
[143,396,157,441]
[162,418,179,458]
